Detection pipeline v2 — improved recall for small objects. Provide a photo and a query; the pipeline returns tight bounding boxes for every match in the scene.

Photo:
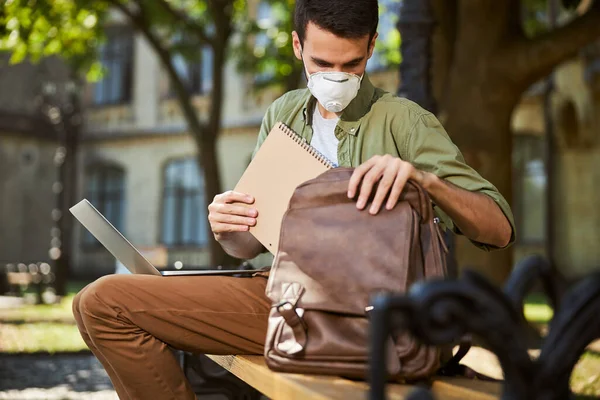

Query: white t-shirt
[310,106,339,166]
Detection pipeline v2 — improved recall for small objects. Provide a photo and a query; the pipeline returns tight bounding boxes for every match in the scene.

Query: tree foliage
[232,0,402,93]
[1,0,259,266]
[1,0,236,80]
[232,0,301,92]
[1,0,107,79]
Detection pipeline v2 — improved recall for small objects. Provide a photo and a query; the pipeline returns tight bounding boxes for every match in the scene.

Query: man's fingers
[209,211,257,235]
[211,222,250,234]
[369,165,398,214]
[218,203,258,218]
[209,202,257,219]
[348,157,377,198]
[356,162,386,210]
[209,191,257,236]
[386,168,411,210]
[210,213,257,226]
[216,191,254,205]
[209,203,258,226]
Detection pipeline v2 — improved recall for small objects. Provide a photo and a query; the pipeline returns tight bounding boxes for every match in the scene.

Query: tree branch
[207,0,235,42]
[154,0,214,46]
[202,0,234,141]
[506,2,600,85]
[105,0,207,136]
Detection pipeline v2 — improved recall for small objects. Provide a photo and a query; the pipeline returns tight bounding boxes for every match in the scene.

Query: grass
[523,293,554,325]
[572,352,600,398]
[0,322,86,353]
[0,295,76,323]
[0,281,88,353]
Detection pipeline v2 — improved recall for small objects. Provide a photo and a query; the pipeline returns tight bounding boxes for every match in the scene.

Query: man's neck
[317,102,341,120]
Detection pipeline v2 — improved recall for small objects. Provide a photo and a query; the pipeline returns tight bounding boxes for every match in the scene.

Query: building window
[94,29,134,105]
[367,0,401,73]
[84,166,126,246]
[171,46,213,96]
[161,158,208,247]
[513,134,547,244]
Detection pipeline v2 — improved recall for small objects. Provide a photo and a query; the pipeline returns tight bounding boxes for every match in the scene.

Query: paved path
[0,353,117,400]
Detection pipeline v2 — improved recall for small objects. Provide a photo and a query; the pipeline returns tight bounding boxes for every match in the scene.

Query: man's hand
[208,191,258,239]
[348,155,512,248]
[347,155,428,215]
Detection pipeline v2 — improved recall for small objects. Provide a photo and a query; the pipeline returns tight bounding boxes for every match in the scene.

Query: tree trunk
[201,26,239,268]
[397,0,437,114]
[432,1,526,284]
[441,67,522,284]
[197,132,234,267]
[443,101,516,284]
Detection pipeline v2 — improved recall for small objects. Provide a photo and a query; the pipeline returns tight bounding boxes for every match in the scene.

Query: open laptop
[70,199,259,277]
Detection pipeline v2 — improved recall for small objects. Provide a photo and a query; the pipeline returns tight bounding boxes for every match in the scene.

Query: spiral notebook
[234,122,336,254]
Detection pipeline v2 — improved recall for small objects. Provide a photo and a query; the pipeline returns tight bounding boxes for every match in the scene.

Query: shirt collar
[301,73,376,136]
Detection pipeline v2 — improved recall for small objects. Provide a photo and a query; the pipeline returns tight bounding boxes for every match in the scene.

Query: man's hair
[294,0,379,44]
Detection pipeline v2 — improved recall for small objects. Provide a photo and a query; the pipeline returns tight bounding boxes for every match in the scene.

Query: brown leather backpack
[264,167,449,381]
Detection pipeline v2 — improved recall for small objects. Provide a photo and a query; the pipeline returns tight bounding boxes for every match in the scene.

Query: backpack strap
[273,282,308,355]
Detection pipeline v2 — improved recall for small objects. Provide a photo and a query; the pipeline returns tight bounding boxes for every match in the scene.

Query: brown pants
[72,273,271,400]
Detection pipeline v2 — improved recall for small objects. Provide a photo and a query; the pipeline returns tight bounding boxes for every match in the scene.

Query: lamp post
[41,79,81,298]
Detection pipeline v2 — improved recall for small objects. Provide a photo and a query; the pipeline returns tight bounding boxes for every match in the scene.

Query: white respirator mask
[302,50,363,113]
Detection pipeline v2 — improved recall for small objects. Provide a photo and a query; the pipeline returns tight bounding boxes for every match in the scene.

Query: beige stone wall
[0,134,58,263]
[72,128,269,277]
[509,56,600,278]
[554,149,600,277]
[550,58,600,277]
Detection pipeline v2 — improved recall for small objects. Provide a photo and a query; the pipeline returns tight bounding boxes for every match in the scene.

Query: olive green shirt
[253,74,515,251]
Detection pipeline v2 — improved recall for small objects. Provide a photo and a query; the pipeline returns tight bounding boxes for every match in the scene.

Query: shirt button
[350,128,355,132]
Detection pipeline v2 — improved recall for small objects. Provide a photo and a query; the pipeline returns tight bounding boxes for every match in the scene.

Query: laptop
[69,199,259,277]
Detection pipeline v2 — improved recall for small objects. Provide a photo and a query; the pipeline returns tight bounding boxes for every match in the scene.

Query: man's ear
[367,33,378,59]
[292,31,303,61]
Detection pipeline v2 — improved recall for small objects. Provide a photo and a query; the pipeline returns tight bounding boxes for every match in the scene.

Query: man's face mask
[302,49,363,113]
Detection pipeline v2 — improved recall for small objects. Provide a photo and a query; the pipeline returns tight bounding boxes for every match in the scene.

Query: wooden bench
[1,262,51,302]
[205,354,502,400]
[7,272,34,286]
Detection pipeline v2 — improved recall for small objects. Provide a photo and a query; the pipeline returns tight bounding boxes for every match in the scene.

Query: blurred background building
[1,0,599,282]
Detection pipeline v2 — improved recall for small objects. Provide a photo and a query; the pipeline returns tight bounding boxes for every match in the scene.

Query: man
[73,1,514,399]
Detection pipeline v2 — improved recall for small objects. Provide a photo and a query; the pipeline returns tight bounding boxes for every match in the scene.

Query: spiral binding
[277,122,337,168]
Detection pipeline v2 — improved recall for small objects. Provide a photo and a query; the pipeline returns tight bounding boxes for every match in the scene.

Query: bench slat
[207,355,500,400]
[7,272,33,286]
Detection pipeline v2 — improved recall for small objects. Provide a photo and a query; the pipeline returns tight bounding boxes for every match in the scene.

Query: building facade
[0,57,69,269]
[1,4,599,281]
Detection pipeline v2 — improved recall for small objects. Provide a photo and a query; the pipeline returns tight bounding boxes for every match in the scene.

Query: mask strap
[300,46,311,82]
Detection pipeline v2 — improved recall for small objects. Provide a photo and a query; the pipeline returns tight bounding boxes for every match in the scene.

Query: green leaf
[85,60,104,81]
